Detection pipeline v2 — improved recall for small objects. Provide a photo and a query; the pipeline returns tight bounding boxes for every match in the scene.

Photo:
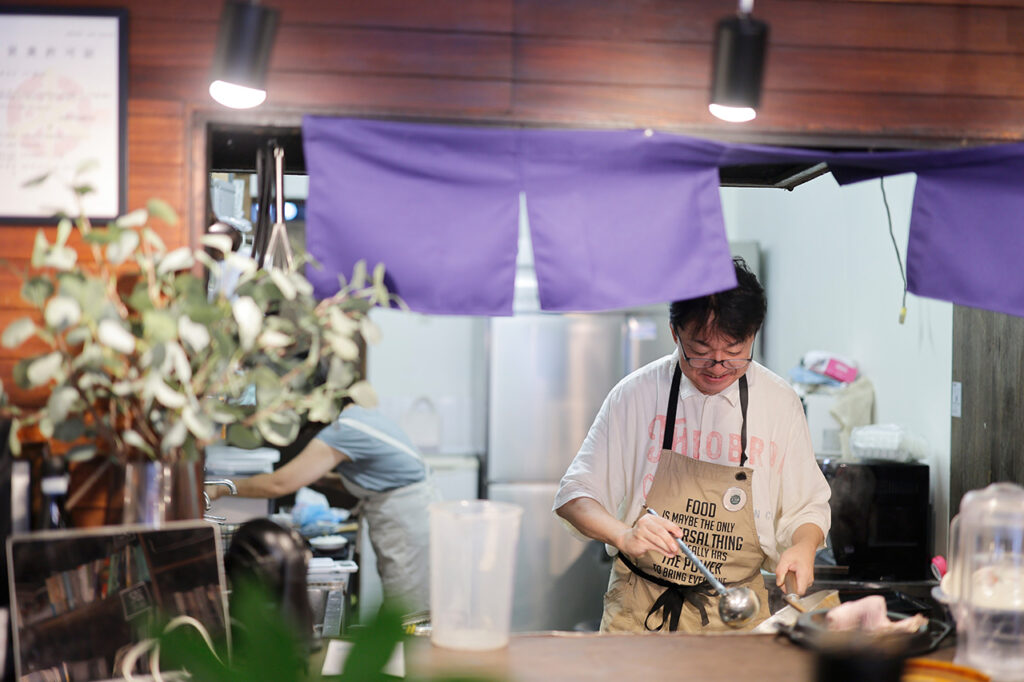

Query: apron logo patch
[722,486,747,512]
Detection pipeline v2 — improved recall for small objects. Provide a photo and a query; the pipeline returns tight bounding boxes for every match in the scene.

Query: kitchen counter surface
[405,630,957,682]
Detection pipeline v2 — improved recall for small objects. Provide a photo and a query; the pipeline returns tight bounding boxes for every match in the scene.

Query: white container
[429,500,522,650]
[952,483,1024,681]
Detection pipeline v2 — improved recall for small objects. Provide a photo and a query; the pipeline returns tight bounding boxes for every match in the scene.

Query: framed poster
[0,7,127,223]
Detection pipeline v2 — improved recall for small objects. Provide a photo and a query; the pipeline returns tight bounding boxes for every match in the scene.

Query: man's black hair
[668,256,766,341]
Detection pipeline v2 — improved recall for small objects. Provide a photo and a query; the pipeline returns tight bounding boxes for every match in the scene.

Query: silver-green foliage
[0,200,391,462]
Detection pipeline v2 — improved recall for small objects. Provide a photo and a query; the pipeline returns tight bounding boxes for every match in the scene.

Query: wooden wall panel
[515,0,1024,53]
[950,304,1024,515]
[131,21,513,78]
[517,38,1024,97]
[3,0,514,29]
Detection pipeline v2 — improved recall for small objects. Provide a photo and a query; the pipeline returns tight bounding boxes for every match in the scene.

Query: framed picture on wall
[0,7,128,223]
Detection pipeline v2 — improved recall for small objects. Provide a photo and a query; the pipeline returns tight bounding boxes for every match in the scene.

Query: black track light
[209,1,280,109]
[709,0,769,123]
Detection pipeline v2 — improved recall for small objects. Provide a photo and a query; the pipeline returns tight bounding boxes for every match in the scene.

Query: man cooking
[554,257,830,633]
[206,402,441,616]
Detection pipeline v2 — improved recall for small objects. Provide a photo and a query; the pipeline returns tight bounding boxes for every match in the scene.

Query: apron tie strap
[645,580,715,631]
[616,553,715,631]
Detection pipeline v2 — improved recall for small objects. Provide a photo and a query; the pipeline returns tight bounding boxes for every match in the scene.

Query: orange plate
[903,659,990,682]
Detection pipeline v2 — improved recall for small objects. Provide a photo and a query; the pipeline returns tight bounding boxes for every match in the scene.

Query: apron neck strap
[663,365,750,466]
[739,374,749,467]
[662,364,683,451]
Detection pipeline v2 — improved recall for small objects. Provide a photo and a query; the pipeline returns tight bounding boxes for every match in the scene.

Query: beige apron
[601,368,771,633]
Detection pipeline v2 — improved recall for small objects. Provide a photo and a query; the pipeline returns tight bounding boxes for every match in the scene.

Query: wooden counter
[405,630,958,682]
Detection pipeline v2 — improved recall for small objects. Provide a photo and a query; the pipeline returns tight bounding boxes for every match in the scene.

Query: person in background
[553,256,831,633]
[206,402,441,615]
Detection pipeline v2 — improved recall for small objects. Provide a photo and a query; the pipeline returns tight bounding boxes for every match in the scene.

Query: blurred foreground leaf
[159,580,503,682]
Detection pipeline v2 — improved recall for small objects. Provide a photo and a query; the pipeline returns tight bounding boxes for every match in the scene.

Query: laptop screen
[6,521,228,682]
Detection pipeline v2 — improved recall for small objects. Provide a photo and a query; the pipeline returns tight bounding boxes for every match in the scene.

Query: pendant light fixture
[209,1,280,109]
[708,0,769,123]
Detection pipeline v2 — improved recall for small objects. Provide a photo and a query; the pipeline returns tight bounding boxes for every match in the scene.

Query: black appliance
[819,459,931,581]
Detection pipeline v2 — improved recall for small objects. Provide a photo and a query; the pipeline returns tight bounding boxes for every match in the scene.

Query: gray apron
[340,473,441,615]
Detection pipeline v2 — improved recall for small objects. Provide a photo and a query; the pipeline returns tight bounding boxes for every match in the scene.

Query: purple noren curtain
[303,117,521,315]
[303,116,1024,319]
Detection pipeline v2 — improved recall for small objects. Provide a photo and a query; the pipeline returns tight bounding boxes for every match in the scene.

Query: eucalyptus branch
[54,332,123,456]
[0,183,389,462]
[127,400,161,453]
[68,368,123,456]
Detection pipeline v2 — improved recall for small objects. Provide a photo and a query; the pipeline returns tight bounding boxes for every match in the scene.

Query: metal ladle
[646,508,760,628]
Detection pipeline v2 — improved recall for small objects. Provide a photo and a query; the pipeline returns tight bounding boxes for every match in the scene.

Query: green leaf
[142,309,177,344]
[65,325,92,347]
[42,245,78,271]
[200,233,234,255]
[146,198,178,225]
[178,315,211,353]
[72,183,95,197]
[97,319,136,355]
[12,358,31,389]
[26,352,64,386]
[55,218,73,247]
[106,229,140,264]
[21,275,54,308]
[226,423,263,449]
[75,158,100,177]
[65,444,97,462]
[2,317,36,348]
[43,296,82,330]
[182,405,214,442]
[340,601,406,681]
[142,227,166,253]
[30,230,49,268]
[122,429,155,457]
[53,417,86,443]
[46,386,79,423]
[256,410,300,446]
[269,269,297,301]
[350,260,367,289]
[206,401,245,424]
[156,247,194,276]
[7,419,20,456]
[83,228,116,245]
[161,419,188,453]
[22,171,51,188]
[372,262,386,289]
[128,280,155,314]
[71,346,103,372]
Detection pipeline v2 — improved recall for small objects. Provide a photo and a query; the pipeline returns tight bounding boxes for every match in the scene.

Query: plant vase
[122,458,204,526]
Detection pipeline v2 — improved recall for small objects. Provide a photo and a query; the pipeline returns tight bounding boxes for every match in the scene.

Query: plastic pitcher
[429,500,523,650]
[953,483,1024,681]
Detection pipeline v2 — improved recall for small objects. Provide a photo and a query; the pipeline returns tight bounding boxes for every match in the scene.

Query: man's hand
[616,510,683,560]
[774,523,824,595]
[556,498,682,560]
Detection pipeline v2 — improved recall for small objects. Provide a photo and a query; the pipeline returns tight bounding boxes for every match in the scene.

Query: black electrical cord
[880,177,908,324]
[252,141,278,268]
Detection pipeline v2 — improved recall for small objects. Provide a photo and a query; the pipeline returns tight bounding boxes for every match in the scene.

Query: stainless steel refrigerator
[485,309,676,632]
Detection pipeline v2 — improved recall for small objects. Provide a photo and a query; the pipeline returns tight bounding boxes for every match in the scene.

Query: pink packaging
[822,358,858,383]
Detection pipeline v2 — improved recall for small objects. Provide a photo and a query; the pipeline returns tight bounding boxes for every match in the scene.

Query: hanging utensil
[263,145,293,270]
[646,508,760,628]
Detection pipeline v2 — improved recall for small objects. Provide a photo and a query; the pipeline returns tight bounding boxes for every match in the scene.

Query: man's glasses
[679,344,752,371]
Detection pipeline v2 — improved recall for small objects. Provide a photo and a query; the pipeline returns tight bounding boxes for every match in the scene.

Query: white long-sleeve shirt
[553,351,831,569]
